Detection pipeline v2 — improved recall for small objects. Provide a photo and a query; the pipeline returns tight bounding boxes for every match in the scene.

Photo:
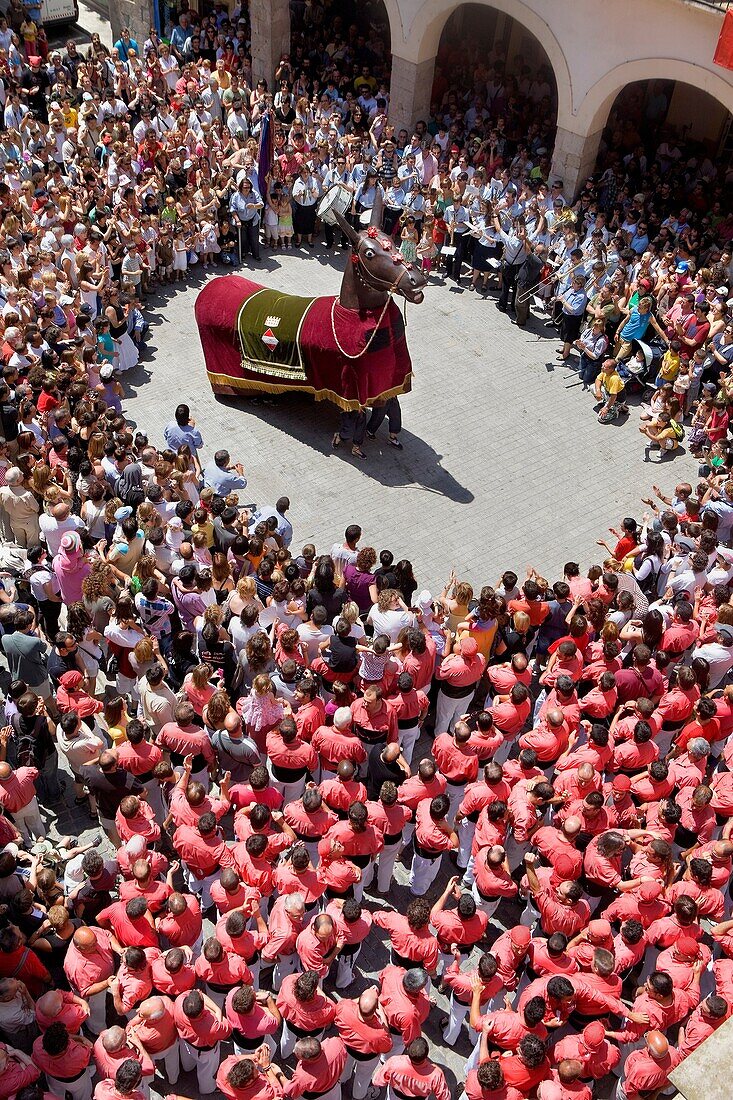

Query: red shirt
[373,911,439,970]
[432,733,479,783]
[172,994,231,1047]
[284,1036,347,1098]
[373,1054,451,1100]
[173,823,235,878]
[333,997,392,1057]
[216,1057,282,1100]
[275,973,336,1032]
[156,894,202,948]
[379,964,430,1042]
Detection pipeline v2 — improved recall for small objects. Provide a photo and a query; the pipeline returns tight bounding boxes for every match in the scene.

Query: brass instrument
[553,206,578,228]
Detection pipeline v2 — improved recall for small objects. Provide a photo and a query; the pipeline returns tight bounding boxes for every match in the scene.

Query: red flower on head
[350,253,359,265]
[366,226,378,238]
[380,239,391,250]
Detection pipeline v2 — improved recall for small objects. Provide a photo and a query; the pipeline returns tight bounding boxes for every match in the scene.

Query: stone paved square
[123,248,694,592]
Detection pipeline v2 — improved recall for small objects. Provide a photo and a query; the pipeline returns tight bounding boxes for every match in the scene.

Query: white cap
[416,590,433,611]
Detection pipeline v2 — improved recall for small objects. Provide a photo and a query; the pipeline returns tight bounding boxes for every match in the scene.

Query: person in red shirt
[334,987,392,1100]
[374,898,440,974]
[93,1057,147,1100]
[119,857,175,914]
[216,1050,284,1100]
[155,892,202,953]
[173,988,231,1092]
[378,965,430,1052]
[33,1021,93,1100]
[524,854,590,938]
[319,760,367,818]
[617,1030,681,1100]
[150,946,196,998]
[433,720,479,824]
[266,717,318,804]
[64,927,115,1035]
[552,1020,620,1080]
[97,897,159,951]
[465,1057,523,1100]
[435,636,485,734]
[398,758,447,848]
[173,810,235,910]
[276,969,336,1058]
[284,1034,347,1099]
[295,913,344,979]
[311,708,366,780]
[496,1032,552,1094]
[93,1026,154,1088]
[373,1036,451,1100]
[408,794,458,896]
[677,993,730,1058]
[36,988,90,1034]
[194,937,253,1009]
[389,672,429,765]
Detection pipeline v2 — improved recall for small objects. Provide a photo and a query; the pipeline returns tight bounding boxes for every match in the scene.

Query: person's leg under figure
[334,408,366,459]
[514,288,530,326]
[366,404,387,439]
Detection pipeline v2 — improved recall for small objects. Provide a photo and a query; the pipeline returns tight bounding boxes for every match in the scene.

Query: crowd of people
[0,3,732,1100]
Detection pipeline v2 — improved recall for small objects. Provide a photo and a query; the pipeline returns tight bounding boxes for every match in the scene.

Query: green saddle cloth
[237,288,316,380]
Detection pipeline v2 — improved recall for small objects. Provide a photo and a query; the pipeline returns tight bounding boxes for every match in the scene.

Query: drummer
[383,180,408,237]
[322,158,354,250]
[354,169,383,223]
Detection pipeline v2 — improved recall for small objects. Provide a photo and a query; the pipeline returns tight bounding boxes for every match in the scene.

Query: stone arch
[574,57,733,135]
[391,0,574,129]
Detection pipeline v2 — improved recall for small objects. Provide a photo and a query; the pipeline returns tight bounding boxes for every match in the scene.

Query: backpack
[114,475,145,510]
[633,554,660,597]
[671,418,685,442]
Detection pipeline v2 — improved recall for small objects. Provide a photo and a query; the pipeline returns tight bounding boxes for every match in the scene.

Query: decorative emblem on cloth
[236,288,316,380]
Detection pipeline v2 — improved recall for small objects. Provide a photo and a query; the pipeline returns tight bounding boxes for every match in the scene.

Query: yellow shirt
[658,351,680,382]
[61,105,79,129]
[602,371,624,396]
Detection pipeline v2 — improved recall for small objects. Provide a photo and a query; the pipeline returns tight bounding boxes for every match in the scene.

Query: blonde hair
[236,575,257,600]
[341,601,359,625]
[192,530,208,548]
[133,636,155,663]
[252,673,274,696]
[191,662,212,688]
[513,611,531,632]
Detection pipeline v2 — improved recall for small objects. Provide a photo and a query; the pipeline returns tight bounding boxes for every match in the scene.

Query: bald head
[36,990,63,1017]
[337,760,355,781]
[577,763,595,782]
[73,927,98,951]
[101,1026,127,1052]
[646,1031,669,1058]
[52,502,70,521]
[167,893,186,915]
[126,835,147,858]
[547,708,565,728]
[382,743,401,764]
[223,711,241,736]
[0,762,11,781]
[358,987,379,1017]
[138,997,165,1020]
[563,816,582,838]
[333,707,352,731]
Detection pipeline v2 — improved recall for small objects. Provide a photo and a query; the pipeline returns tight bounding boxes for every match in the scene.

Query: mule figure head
[331,188,427,307]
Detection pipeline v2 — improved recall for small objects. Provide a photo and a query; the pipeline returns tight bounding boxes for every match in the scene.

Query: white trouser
[281,1021,323,1059]
[385,1034,404,1059]
[151,1039,180,1084]
[47,1069,92,1100]
[342,1053,379,1100]
[402,822,414,848]
[142,777,166,824]
[491,734,515,766]
[234,1033,276,1058]
[377,841,401,893]
[457,819,475,870]
[444,781,465,826]
[442,994,469,1044]
[353,870,367,902]
[86,989,108,1035]
[399,724,420,765]
[503,833,527,872]
[462,852,476,887]
[205,984,227,1009]
[180,1040,219,1093]
[471,882,501,920]
[336,946,362,989]
[520,893,541,929]
[435,689,474,735]
[408,851,443,895]
[11,796,45,842]
[184,866,218,911]
[267,763,307,805]
[273,952,299,990]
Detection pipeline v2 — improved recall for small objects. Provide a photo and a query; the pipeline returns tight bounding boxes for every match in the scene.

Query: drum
[359,210,373,226]
[317,183,352,225]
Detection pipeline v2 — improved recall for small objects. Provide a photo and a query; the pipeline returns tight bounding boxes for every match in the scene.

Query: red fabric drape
[714,9,733,70]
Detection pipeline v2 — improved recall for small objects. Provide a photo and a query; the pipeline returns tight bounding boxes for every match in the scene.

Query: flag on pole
[714,9,733,70]
[257,109,273,196]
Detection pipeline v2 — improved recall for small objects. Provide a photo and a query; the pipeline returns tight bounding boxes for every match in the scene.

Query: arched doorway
[432,4,558,159]
[595,78,733,179]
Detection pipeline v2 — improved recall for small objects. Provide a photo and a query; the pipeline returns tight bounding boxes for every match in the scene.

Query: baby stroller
[619,338,665,395]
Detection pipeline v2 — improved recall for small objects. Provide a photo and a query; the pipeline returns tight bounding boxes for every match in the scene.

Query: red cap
[583,1021,606,1050]
[553,852,578,880]
[588,919,612,941]
[510,925,531,947]
[450,144,460,152]
[677,936,699,959]
[612,775,632,792]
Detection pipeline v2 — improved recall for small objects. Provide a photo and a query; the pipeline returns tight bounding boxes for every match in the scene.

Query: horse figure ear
[370,186,384,229]
[332,210,360,249]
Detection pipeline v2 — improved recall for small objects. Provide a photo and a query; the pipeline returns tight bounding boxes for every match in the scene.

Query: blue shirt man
[203,449,247,495]
[163,403,204,457]
[251,498,293,548]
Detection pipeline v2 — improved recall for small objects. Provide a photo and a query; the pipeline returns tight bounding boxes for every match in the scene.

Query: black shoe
[366,431,376,439]
[496,303,508,312]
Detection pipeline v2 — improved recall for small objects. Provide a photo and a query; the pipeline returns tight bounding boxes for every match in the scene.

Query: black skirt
[472,242,501,273]
[561,312,584,342]
[293,202,317,236]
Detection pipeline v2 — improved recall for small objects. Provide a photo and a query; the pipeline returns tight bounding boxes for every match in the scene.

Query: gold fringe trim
[206,370,413,412]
